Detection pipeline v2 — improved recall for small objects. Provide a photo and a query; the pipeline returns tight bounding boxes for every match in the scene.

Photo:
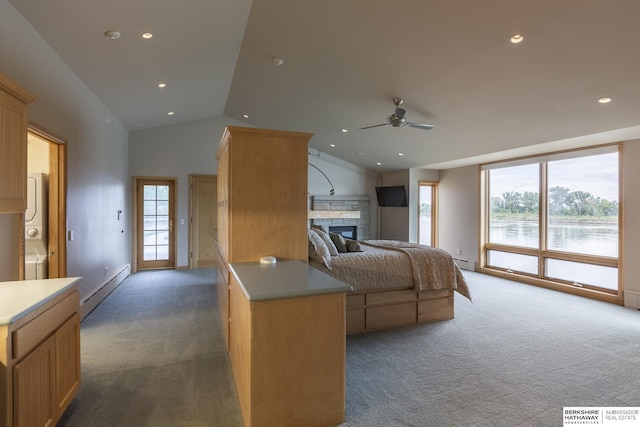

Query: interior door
[136,179,176,270]
[190,175,217,268]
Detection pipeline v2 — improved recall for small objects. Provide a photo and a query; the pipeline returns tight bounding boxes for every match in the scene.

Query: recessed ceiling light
[243,114,249,119]
[598,97,612,104]
[330,144,336,148]
[341,128,348,133]
[104,30,121,40]
[158,83,166,88]
[510,34,524,44]
[272,57,284,66]
[141,32,153,39]
[398,152,404,156]
[168,111,175,116]
[376,162,382,166]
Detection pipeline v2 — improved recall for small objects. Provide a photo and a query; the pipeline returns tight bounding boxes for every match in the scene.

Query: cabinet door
[55,314,80,415]
[13,335,56,427]
[0,89,28,213]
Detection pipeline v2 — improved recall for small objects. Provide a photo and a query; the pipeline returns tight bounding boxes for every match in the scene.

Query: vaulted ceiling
[11,0,640,172]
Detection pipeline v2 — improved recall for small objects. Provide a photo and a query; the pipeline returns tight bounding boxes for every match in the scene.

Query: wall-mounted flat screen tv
[375,185,408,207]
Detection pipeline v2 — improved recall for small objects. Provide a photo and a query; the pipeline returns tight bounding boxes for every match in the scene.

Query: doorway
[24,127,67,279]
[134,178,176,270]
[189,174,217,268]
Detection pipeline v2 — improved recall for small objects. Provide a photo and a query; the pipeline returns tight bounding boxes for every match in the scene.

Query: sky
[489,152,618,202]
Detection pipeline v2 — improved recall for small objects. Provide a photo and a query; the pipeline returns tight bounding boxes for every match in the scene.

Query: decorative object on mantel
[309,163,335,195]
[308,210,361,219]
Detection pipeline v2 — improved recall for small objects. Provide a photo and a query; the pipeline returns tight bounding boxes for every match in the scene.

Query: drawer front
[366,289,416,306]
[366,302,416,330]
[346,294,364,310]
[346,308,364,334]
[13,290,79,360]
[417,289,453,301]
[418,297,454,323]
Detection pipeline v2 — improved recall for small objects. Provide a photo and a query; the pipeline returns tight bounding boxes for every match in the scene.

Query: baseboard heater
[80,264,130,320]
[453,257,475,272]
[624,290,640,310]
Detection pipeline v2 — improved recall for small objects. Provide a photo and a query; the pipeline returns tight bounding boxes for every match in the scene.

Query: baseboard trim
[80,264,130,320]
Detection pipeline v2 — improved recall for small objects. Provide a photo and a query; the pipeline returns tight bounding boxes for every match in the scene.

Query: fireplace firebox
[329,225,357,240]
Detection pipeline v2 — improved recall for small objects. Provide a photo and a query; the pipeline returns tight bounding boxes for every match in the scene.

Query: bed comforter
[310,240,471,300]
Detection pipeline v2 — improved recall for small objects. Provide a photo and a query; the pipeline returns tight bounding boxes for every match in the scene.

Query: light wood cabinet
[215,126,312,348]
[0,73,37,213]
[228,266,347,427]
[0,284,80,427]
[216,127,348,426]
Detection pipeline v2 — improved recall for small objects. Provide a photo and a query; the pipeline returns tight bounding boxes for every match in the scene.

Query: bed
[308,230,471,334]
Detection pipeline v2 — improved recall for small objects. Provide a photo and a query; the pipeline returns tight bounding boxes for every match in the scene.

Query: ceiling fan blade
[360,123,388,130]
[407,122,434,130]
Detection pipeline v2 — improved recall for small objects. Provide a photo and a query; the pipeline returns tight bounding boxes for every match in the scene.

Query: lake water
[488,220,618,290]
[489,220,618,257]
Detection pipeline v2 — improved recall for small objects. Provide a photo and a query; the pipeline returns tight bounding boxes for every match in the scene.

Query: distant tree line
[491,186,618,217]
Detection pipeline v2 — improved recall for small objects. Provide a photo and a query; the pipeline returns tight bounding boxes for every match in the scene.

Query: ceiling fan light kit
[361,98,434,131]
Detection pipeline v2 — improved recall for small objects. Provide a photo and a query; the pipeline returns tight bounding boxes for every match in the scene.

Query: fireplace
[311,195,370,241]
[329,225,357,240]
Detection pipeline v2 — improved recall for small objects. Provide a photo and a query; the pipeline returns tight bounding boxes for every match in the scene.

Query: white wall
[0,0,130,301]
[378,170,410,241]
[438,165,479,261]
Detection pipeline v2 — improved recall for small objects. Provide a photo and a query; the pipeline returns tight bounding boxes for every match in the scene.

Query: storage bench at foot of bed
[346,288,454,334]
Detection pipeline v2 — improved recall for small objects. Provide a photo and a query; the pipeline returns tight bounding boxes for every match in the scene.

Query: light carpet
[58,268,640,427]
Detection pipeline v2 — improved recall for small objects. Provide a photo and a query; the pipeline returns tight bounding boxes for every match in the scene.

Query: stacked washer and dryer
[24,172,48,280]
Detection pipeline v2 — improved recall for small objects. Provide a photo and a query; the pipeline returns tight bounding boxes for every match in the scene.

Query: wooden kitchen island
[0,277,82,427]
[227,260,351,427]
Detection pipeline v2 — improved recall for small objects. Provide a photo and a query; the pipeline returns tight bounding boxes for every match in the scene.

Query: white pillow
[311,228,339,256]
[308,229,332,269]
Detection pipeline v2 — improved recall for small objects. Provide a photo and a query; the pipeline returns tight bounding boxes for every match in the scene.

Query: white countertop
[0,277,82,325]
[229,260,351,301]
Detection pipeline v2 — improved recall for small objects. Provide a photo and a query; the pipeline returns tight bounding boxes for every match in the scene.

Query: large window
[482,145,620,295]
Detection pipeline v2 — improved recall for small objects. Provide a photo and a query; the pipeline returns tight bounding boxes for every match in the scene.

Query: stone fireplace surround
[311,195,371,241]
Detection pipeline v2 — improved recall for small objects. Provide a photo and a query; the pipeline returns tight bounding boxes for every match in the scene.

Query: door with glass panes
[136,179,175,269]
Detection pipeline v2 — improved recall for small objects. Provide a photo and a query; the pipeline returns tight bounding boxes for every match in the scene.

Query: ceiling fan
[360,98,434,131]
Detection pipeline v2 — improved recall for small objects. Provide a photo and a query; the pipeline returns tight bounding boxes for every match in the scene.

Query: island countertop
[0,277,83,325]
[229,260,351,302]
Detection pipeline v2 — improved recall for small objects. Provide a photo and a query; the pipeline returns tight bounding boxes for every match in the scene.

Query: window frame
[418,181,438,247]
[478,143,622,303]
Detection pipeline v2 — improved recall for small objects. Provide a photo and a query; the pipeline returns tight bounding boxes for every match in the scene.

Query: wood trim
[307,210,360,219]
[0,73,37,105]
